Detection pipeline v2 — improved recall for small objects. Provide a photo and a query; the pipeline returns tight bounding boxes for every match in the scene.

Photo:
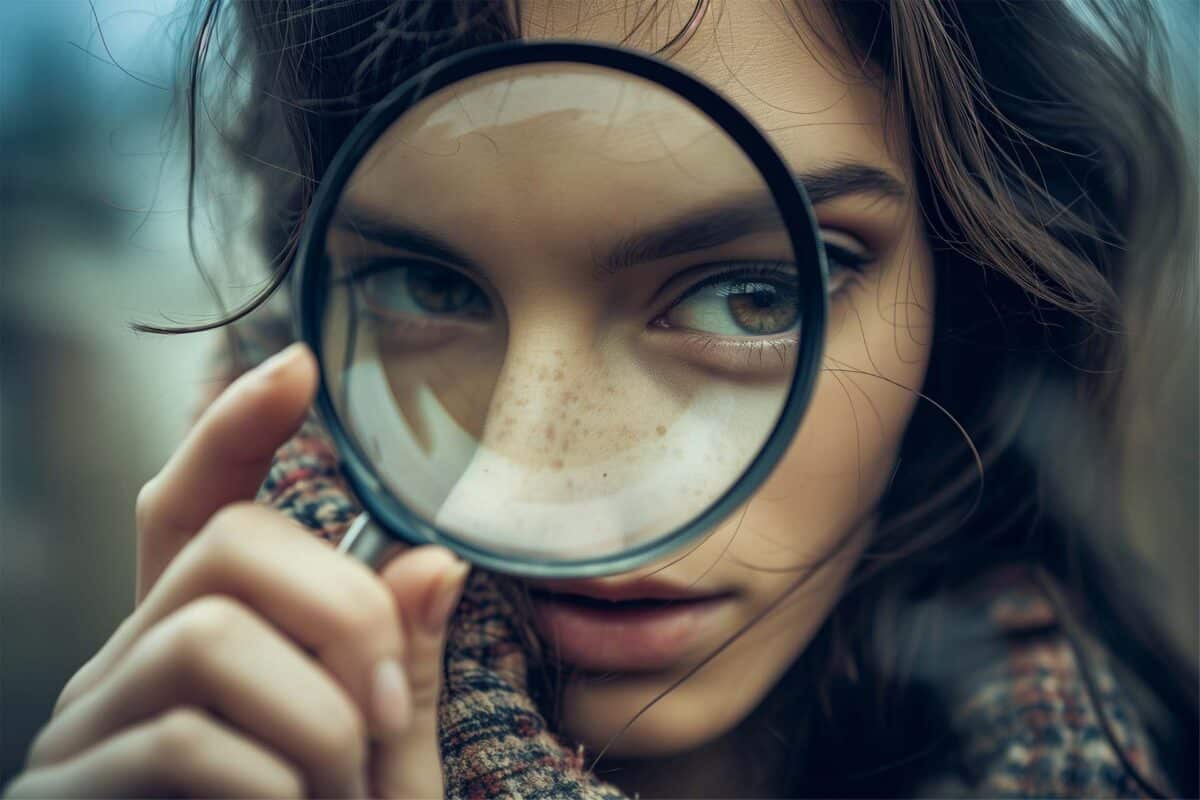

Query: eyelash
[337,232,873,336]
[822,240,871,289]
[651,237,871,371]
[662,237,870,311]
[667,262,799,306]
[341,258,454,286]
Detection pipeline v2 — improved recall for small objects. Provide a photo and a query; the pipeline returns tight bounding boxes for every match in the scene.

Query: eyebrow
[331,161,907,275]
[331,211,476,272]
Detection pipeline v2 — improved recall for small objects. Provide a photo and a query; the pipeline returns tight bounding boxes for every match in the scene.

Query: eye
[661,271,800,337]
[355,262,491,320]
[821,230,871,293]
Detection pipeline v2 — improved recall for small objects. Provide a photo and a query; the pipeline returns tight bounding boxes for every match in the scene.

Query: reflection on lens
[316,61,806,565]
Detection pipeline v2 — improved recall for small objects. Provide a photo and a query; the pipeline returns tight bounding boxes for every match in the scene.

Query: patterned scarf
[257,419,627,799]
[229,318,1169,798]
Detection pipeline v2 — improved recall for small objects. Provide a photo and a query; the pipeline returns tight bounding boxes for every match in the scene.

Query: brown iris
[726,284,797,335]
[406,265,486,314]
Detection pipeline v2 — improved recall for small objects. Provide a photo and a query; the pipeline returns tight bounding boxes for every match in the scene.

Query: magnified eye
[358,262,491,320]
[665,277,799,336]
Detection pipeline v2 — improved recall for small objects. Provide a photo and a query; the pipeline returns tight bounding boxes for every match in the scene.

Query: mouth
[526,580,736,672]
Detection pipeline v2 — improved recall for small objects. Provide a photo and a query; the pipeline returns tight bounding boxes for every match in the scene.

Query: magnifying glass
[291,41,827,579]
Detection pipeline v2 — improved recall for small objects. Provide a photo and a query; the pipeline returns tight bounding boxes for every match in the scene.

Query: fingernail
[371,658,412,734]
[258,342,304,376]
[423,560,470,631]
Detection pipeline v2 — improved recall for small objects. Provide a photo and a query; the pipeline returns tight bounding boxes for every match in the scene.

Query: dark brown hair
[160,0,1198,795]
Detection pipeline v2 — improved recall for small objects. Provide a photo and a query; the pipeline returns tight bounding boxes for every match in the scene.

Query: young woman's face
[329,1,935,758]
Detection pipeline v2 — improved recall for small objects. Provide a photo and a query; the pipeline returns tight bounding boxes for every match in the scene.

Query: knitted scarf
[254,417,1170,799]
[227,320,1169,798]
[257,418,627,799]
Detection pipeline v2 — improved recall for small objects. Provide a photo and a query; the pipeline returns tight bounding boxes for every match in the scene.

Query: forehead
[520,0,907,177]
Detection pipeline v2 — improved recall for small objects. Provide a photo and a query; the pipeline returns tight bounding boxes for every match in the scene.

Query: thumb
[135,342,317,602]
[371,546,470,799]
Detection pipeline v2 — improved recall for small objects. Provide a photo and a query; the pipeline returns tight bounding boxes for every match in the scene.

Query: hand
[5,343,467,798]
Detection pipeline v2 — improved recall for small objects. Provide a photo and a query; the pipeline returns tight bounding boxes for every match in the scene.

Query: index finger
[135,343,317,602]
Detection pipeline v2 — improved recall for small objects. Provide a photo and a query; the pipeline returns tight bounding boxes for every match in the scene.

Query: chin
[557,668,763,758]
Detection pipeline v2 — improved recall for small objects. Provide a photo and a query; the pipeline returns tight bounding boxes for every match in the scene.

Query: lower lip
[530,592,734,672]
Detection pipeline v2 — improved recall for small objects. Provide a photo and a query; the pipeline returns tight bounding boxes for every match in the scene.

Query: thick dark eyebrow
[332,161,907,276]
[330,208,482,274]
[800,162,907,206]
[602,162,906,273]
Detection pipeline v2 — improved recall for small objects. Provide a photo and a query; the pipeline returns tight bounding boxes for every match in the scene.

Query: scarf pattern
[225,318,1171,798]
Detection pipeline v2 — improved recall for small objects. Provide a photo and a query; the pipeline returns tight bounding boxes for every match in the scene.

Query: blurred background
[0,0,1197,784]
[1,0,230,780]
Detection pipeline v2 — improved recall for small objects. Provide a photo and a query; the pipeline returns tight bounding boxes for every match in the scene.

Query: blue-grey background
[2,0,228,780]
[1,0,1196,784]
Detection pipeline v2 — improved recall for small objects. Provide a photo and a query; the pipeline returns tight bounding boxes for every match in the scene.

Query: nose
[432,335,661,558]
[429,330,778,561]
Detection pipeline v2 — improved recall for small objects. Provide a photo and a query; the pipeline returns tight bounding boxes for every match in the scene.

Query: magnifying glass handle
[337,512,393,569]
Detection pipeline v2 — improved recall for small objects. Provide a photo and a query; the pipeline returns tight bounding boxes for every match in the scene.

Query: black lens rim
[292,40,828,578]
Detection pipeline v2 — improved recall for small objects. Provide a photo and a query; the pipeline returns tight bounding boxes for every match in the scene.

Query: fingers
[30,596,368,797]
[56,505,402,738]
[380,547,469,713]
[372,546,470,799]
[36,539,471,800]
[135,342,317,602]
[28,521,469,799]
[9,708,305,799]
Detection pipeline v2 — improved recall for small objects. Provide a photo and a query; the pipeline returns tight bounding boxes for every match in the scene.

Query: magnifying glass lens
[302,50,821,575]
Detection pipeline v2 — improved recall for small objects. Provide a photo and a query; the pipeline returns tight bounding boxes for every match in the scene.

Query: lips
[526,578,736,672]
[528,576,725,601]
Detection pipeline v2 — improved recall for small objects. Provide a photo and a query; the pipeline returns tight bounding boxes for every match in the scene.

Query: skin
[511,2,936,795]
[7,2,934,799]
[328,65,809,555]
[8,347,463,799]
[326,0,933,795]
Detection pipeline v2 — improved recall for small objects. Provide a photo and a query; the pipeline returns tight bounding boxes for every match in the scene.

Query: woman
[8,0,1196,797]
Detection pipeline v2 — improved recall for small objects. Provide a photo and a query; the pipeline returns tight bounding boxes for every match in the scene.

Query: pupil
[409,268,473,312]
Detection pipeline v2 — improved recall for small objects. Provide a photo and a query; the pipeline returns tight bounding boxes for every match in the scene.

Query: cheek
[557,250,936,757]
[730,240,936,570]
